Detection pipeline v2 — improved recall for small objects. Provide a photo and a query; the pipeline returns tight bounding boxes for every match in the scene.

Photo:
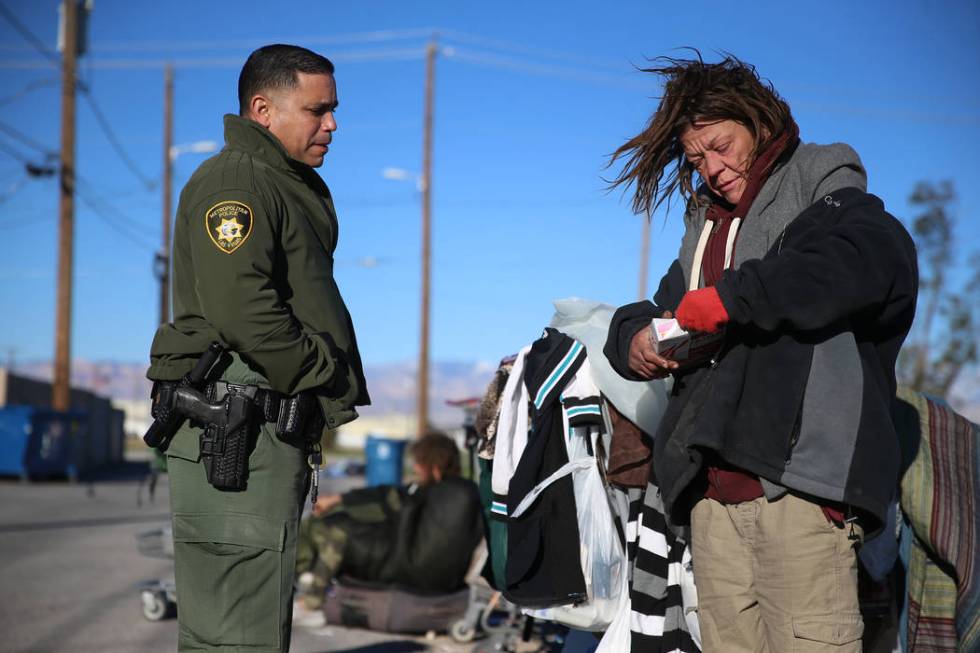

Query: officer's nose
[322,112,337,133]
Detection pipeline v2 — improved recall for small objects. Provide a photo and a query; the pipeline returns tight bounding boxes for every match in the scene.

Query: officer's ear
[248,93,274,128]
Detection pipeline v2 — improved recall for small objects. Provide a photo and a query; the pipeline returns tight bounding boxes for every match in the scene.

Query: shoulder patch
[205,200,252,253]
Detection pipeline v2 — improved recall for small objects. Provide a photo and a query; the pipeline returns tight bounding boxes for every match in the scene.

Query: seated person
[295,431,484,612]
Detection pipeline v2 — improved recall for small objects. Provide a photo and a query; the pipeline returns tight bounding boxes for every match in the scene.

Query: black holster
[197,387,256,491]
[163,384,256,491]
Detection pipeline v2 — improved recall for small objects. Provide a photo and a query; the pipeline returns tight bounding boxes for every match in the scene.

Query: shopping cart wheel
[141,589,170,621]
[450,618,477,643]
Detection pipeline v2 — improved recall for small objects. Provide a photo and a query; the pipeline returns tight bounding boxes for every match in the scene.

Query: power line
[443,46,646,90]
[0,16,422,189]
[76,184,157,250]
[0,118,156,199]
[0,119,54,155]
[440,28,625,69]
[0,138,31,163]
[79,91,157,189]
[0,2,60,67]
[86,27,437,53]
[0,5,156,189]
[0,76,58,106]
[0,176,152,245]
[0,46,429,70]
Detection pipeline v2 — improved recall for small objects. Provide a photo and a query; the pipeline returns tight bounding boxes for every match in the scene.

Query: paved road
[0,463,471,653]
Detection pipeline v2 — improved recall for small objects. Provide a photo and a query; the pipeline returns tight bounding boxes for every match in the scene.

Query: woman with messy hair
[603,54,917,652]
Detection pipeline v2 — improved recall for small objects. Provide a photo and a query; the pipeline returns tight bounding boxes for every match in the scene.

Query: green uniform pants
[167,355,309,652]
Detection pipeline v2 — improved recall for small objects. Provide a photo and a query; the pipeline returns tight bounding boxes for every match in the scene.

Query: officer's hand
[628,312,679,380]
[312,493,342,515]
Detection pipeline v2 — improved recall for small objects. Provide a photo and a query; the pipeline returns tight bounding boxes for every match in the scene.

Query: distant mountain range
[10,358,500,428]
[10,358,979,426]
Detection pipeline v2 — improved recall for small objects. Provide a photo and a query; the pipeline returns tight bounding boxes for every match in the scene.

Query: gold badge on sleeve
[205,201,253,253]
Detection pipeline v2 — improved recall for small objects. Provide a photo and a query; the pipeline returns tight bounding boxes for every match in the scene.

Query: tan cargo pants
[691,494,864,653]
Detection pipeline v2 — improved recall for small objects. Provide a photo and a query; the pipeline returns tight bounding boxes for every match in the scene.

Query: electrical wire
[440,28,625,69]
[0,138,30,163]
[0,119,53,155]
[0,76,58,106]
[0,46,429,70]
[76,181,157,250]
[443,46,645,90]
[0,2,60,66]
[79,91,157,189]
[87,27,437,53]
[0,5,157,190]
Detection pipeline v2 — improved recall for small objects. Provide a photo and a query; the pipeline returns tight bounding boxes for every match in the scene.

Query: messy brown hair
[409,430,461,479]
[609,51,793,215]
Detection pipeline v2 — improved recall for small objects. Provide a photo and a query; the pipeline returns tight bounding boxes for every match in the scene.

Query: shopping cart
[135,526,177,621]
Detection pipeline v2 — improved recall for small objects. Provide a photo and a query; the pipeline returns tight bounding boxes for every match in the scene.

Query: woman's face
[680,120,757,205]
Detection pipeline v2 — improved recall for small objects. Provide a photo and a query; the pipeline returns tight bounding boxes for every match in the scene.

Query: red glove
[676,287,729,334]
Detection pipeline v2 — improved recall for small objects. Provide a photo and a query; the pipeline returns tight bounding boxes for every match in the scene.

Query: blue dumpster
[364,435,408,487]
[0,406,33,477]
[0,406,84,479]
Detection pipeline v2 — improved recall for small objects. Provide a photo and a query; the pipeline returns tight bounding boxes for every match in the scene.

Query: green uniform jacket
[148,114,369,430]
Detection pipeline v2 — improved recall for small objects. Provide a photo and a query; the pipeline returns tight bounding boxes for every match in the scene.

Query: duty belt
[204,380,325,503]
[208,381,286,423]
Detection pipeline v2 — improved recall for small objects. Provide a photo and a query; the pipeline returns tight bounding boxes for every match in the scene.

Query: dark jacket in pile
[605,187,917,533]
[504,329,588,608]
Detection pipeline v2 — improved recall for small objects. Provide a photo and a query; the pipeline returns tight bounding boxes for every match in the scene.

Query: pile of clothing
[474,298,980,653]
[474,299,701,652]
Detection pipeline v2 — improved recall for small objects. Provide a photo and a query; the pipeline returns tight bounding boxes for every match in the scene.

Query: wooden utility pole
[638,212,651,300]
[159,64,173,325]
[416,38,436,438]
[52,0,78,411]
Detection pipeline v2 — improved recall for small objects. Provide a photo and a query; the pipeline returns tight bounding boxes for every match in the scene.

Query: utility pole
[638,212,651,300]
[159,64,173,325]
[52,0,78,411]
[416,37,436,438]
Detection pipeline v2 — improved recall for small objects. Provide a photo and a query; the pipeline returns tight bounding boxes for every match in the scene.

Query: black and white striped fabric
[623,478,700,652]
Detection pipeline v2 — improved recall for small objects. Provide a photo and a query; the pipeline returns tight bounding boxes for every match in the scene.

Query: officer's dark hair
[409,430,461,479]
[238,44,335,116]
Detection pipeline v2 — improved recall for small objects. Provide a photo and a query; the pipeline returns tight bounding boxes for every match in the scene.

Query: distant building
[111,398,153,439]
[0,367,125,474]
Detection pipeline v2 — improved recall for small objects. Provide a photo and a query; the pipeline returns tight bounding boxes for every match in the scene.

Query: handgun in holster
[144,342,224,452]
[178,384,256,492]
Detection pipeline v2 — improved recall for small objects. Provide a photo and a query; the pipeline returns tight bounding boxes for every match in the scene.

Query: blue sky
[0,0,978,367]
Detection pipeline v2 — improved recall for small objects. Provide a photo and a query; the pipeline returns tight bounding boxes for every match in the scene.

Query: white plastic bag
[595,548,631,652]
[518,427,626,631]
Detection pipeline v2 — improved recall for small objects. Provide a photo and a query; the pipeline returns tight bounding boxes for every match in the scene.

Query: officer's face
[264,72,338,168]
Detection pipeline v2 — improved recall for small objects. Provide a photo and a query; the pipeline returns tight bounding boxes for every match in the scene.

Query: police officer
[147,44,369,651]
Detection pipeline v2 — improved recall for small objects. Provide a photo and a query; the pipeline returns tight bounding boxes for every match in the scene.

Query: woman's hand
[628,311,679,379]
